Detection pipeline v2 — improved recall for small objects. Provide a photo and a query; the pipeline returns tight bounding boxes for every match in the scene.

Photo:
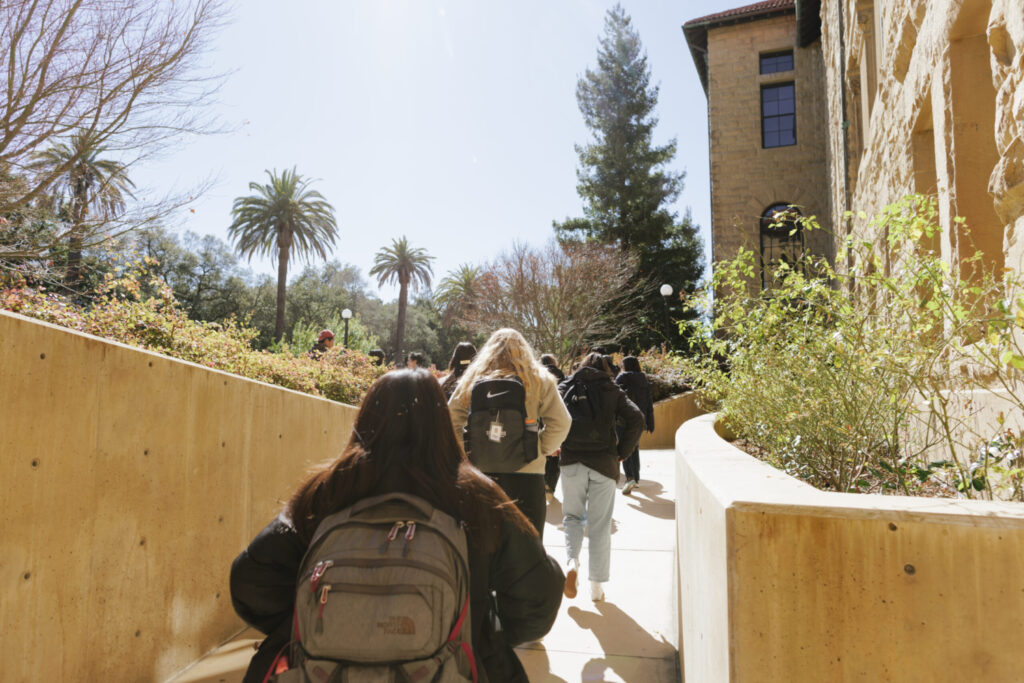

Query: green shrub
[680,196,1024,499]
[1,264,386,405]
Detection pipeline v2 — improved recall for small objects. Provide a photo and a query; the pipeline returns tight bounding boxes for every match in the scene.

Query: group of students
[231,328,655,683]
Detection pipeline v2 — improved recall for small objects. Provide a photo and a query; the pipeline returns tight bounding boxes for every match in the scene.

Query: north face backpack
[268,493,477,683]
[465,377,539,473]
[560,376,607,451]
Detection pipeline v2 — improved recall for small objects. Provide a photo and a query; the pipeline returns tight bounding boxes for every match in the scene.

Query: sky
[131,0,736,302]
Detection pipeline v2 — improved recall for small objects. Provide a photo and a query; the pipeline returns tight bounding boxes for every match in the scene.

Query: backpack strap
[447,594,478,683]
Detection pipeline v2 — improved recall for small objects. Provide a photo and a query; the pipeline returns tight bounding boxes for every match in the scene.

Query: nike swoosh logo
[486,390,510,399]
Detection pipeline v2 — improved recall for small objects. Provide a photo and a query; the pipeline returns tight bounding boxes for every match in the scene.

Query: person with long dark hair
[441,341,477,400]
[615,355,655,494]
[230,369,564,683]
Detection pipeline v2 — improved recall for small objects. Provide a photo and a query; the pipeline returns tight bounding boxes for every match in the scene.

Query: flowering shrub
[1,266,386,405]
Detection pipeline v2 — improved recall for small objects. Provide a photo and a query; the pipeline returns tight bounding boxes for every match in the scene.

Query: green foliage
[680,195,1024,500]
[553,4,704,351]
[369,236,434,361]
[1,264,385,405]
[228,167,338,341]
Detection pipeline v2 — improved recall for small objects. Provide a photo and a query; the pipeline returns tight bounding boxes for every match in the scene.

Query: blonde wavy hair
[450,328,555,412]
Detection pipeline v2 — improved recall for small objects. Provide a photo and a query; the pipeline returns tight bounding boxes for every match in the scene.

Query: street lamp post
[659,284,673,341]
[341,308,352,348]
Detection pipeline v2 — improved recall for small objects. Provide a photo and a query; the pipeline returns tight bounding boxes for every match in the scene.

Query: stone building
[686,0,1024,280]
[683,0,833,290]
[819,0,1024,278]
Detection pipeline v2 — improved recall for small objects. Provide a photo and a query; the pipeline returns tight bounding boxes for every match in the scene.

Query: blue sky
[131,0,736,301]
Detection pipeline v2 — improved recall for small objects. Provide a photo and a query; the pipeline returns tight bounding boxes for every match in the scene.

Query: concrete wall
[0,311,358,682]
[675,412,1024,682]
[638,392,704,450]
[707,13,833,269]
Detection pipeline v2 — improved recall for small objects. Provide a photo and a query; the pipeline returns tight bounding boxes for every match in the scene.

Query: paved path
[172,449,679,683]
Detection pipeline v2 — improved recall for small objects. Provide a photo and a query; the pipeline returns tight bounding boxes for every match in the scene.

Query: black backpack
[465,377,539,473]
[560,376,607,450]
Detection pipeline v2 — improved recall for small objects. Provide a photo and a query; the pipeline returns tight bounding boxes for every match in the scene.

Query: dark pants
[489,472,547,541]
[622,446,640,483]
[544,455,560,492]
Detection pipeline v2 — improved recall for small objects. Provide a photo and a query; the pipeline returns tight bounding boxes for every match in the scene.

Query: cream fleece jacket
[448,375,572,475]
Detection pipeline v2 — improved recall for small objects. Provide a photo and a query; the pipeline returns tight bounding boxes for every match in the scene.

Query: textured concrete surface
[171,449,681,683]
[677,413,1024,683]
[0,311,358,682]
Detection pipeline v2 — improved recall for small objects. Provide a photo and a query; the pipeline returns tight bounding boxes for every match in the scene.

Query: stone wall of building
[820,0,1024,274]
[707,13,833,272]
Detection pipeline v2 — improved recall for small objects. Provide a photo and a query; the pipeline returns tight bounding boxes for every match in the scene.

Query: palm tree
[228,168,338,341]
[370,236,434,360]
[32,131,135,283]
[434,263,481,325]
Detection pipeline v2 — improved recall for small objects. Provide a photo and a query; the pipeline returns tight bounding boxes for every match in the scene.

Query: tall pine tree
[554,4,703,350]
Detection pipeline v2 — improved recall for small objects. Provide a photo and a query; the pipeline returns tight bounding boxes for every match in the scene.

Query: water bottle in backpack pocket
[267,493,477,683]
[464,377,538,473]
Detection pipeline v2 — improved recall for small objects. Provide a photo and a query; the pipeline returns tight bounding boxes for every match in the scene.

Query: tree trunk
[395,277,408,363]
[65,187,88,285]
[64,231,84,285]
[274,244,290,342]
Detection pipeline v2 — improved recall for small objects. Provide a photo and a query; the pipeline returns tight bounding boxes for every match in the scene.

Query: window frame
[759,50,795,75]
[760,82,797,149]
[759,203,805,290]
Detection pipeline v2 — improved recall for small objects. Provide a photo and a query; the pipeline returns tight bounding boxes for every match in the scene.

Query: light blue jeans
[560,462,616,583]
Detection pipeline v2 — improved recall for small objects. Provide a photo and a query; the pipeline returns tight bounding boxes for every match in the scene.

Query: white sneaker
[564,559,579,599]
[622,480,637,495]
[590,580,605,602]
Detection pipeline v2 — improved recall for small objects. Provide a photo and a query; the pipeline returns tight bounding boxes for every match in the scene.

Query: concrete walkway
[171,449,679,682]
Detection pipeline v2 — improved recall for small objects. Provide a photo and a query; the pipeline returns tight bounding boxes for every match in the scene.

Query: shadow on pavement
[624,480,675,520]
[568,601,673,665]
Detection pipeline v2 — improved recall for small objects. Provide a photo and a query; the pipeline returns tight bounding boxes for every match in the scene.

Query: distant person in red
[308,330,334,359]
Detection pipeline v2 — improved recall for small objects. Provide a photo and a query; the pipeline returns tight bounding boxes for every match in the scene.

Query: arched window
[759,203,805,290]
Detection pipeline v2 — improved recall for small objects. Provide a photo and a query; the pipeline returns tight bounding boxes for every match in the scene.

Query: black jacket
[230,507,564,683]
[615,371,655,433]
[558,366,644,480]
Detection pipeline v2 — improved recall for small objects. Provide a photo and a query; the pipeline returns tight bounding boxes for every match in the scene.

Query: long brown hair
[286,369,534,551]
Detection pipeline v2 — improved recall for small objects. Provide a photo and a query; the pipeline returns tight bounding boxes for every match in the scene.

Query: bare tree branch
[462,241,645,359]
[0,0,228,255]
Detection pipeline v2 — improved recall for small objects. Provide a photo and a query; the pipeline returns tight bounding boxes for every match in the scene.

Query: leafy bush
[680,196,1024,500]
[633,348,693,402]
[1,264,386,405]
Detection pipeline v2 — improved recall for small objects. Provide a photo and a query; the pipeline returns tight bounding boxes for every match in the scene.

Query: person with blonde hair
[449,328,571,538]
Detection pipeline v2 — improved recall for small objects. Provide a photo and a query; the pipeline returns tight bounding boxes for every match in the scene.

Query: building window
[760,50,794,74]
[762,83,796,148]
[759,203,805,290]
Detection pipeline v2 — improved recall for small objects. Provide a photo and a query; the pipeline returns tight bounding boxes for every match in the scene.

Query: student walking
[448,329,571,539]
[615,355,655,495]
[559,352,644,602]
[230,369,564,683]
[441,341,477,400]
[539,353,565,494]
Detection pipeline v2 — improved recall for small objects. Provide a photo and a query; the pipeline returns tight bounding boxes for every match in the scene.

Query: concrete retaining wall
[639,392,704,450]
[675,412,1024,682]
[0,311,358,682]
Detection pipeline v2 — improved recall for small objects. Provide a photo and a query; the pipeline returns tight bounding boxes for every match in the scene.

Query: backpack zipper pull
[316,584,331,632]
[402,522,416,557]
[310,560,333,592]
[380,521,404,553]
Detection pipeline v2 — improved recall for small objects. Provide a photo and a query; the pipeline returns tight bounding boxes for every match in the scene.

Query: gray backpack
[269,493,477,683]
